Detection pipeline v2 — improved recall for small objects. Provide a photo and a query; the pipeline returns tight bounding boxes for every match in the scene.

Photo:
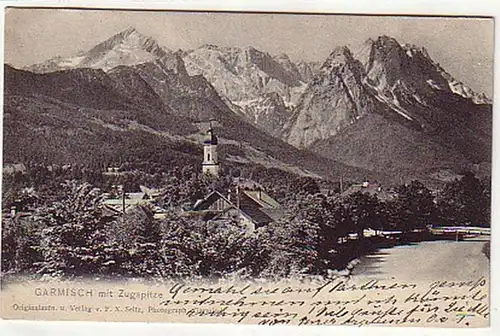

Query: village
[1,122,491,281]
[96,125,490,241]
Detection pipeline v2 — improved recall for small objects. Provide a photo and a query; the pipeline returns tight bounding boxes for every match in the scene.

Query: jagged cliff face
[285,36,492,147]
[182,45,315,135]
[235,92,290,138]
[284,36,492,177]
[182,45,307,103]
[295,60,322,83]
[284,46,383,148]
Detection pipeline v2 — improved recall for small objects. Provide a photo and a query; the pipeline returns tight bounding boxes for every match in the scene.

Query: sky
[4,8,495,96]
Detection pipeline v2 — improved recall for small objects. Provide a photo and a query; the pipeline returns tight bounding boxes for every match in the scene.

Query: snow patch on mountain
[182,44,312,136]
[26,28,185,75]
[182,44,306,103]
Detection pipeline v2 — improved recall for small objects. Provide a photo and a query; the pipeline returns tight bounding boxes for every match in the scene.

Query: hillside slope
[6,59,383,184]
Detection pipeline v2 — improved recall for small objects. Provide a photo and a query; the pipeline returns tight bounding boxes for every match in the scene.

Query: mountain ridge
[6,30,387,184]
[285,35,491,179]
[16,29,492,183]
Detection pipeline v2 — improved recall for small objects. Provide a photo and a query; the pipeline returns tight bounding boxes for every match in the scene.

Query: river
[350,237,490,282]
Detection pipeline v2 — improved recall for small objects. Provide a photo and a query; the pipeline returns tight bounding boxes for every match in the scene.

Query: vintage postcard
[0,6,493,329]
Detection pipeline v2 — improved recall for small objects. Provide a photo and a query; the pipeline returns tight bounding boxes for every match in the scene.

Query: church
[101,123,283,230]
[185,124,283,232]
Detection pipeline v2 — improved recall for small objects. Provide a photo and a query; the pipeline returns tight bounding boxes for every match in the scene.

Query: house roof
[192,191,231,211]
[242,190,280,209]
[342,183,393,201]
[240,206,274,225]
[190,190,274,225]
[238,193,274,225]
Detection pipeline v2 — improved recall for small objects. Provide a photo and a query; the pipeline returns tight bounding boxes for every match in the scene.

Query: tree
[259,215,319,278]
[344,192,382,240]
[389,181,437,234]
[1,216,44,276]
[290,176,321,196]
[438,172,490,227]
[122,206,166,278]
[291,194,351,273]
[33,181,126,279]
[158,213,270,279]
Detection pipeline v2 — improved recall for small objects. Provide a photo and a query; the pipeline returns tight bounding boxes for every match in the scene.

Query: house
[239,189,285,223]
[102,191,151,216]
[341,181,393,201]
[185,188,282,232]
[101,184,171,219]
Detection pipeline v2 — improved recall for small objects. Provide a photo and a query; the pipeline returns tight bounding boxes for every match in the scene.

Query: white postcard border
[0,0,498,336]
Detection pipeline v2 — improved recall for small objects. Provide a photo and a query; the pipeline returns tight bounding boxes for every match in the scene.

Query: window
[207,153,211,161]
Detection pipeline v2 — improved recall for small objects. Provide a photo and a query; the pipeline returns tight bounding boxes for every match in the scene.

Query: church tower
[202,123,219,177]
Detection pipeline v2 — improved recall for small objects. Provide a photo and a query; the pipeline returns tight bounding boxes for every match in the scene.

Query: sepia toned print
[1,8,492,327]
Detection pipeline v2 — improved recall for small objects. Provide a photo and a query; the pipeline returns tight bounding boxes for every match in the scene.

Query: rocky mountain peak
[242,46,269,64]
[329,46,354,61]
[244,45,259,53]
[320,46,358,75]
[402,43,431,59]
[274,53,292,62]
[362,36,491,104]
[81,28,163,66]
[353,38,375,70]
[87,27,150,52]
[285,44,380,148]
[375,35,402,49]
[121,26,139,36]
[26,27,188,76]
[199,43,223,51]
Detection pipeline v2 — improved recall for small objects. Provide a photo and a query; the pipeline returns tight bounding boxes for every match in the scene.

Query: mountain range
[8,28,493,185]
[6,28,379,185]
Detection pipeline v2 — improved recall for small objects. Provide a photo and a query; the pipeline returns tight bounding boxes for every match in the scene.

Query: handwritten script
[1,277,489,327]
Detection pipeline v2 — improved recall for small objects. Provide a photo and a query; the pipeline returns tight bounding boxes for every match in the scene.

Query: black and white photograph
[0,6,494,328]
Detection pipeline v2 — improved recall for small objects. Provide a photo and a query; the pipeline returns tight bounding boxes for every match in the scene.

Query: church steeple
[202,121,219,177]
